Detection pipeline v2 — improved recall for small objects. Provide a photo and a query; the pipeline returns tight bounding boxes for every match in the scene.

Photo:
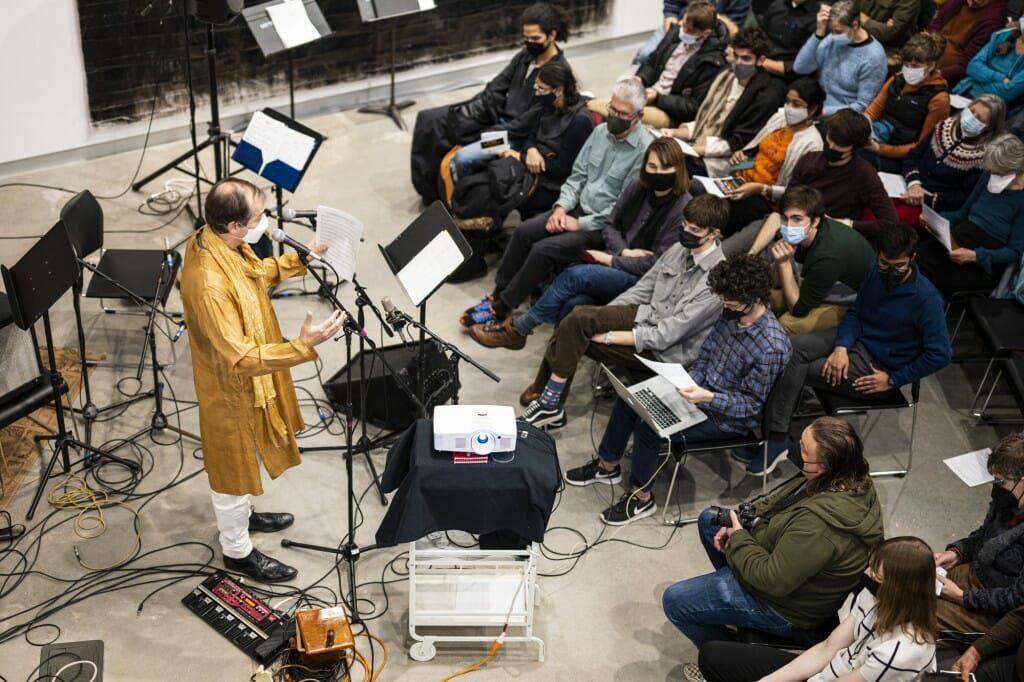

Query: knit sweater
[793,32,888,114]
[949,491,1024,615]
[943,172,1024,273]
[864,70,951,160]
[742,109,824,201]
[955,29,1024,104]
[928,0,1009,85]
[789,152,899,237]
[902,115,987,212]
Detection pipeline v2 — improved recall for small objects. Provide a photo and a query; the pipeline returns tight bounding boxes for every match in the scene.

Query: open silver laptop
[600,364,708,438]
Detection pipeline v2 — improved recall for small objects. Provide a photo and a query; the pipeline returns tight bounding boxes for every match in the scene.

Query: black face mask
[722,306,748,321]
[679,230,704,249]
[535,92,557,108]
[525,40,548,58]
[859,572,880,597]
[824,147,848,164]
[648,172,676,192]
[876,264,910,291]
[992,482,1021,510]
[606,115,634,136]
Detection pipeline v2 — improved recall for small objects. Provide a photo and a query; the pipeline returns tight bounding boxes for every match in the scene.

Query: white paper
[672,138,701,157]
[943,448,993,487]
[267,0,321,49]
[418,0,436,8]
[635,355,696,389]
[922,204,953,251]
[878,172,907,198]
[935,565,947,596]
[315,206,363,282]
[241,111,315,175]
[397,231,464,305]
[480,130,509,156]
[950,94,972,110]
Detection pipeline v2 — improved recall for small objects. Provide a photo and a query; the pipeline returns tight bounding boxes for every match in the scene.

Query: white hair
[611,78,646,114]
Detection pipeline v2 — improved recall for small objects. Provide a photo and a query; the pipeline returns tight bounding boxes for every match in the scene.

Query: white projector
[433,405,518,455]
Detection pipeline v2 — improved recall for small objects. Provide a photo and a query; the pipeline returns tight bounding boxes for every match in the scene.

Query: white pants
[211,492,253,559]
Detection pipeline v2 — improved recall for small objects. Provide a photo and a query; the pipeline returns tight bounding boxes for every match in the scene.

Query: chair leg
[973,369,1004,421]
[969,359,997,414]
[661,450,697,526]
[949,308,967,345]
[870,403,916,478]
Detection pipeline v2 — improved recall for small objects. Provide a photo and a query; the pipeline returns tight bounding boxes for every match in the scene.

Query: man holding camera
[662,417,884,646]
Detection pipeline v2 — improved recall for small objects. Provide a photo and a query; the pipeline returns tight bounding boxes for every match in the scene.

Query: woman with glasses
[932,433,1024,632]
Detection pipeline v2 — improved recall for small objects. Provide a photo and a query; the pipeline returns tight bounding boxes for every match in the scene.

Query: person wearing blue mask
[769,185,876,335]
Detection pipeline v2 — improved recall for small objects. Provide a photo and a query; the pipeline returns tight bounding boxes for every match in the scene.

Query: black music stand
[1,222,141,520]
[356,0,437,129]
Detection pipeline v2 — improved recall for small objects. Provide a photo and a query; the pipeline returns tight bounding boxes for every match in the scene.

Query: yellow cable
[355,631,388,682]
[46,473,142,570]
[439,636,505,682]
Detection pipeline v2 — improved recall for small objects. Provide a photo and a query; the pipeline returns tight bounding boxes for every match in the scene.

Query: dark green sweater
[792,218,876,317]
[725,475,885,630]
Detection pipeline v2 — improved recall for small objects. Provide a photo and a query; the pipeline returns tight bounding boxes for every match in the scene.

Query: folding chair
[968,297,1024,424]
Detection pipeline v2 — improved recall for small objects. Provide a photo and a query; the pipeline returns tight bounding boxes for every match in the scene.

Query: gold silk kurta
[180,227,318,496]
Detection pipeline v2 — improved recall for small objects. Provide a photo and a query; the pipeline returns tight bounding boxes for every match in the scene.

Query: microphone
[381,296,408,332]
[281,207,318,220]
[269,228,322,261]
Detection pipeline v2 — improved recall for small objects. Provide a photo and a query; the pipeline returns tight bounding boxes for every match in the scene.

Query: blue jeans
[633,25,667,66]
[452,134,526,180]
[662,508,794,646]
[514,264,639,335]
[597,397,734,491]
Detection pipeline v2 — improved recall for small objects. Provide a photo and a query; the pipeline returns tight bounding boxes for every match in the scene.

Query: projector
[433,405,518,455]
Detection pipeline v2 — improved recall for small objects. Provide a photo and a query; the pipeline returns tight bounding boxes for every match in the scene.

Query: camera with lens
[709,502,760,531]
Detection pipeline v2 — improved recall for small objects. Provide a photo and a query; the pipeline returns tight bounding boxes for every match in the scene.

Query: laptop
[600,364,708,438]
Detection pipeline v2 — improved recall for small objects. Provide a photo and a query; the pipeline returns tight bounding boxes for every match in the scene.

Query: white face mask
[679,27,700,45]
[243,214,269,244]
[783,105,809,126]
[902,66,927,86]
[987,172,1016,194]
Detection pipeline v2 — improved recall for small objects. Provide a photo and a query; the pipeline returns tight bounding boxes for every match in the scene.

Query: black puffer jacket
[636,20,729,125]
[949,487,1024,615]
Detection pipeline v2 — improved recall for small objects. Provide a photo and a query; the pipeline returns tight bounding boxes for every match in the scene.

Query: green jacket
[725,475,884,630]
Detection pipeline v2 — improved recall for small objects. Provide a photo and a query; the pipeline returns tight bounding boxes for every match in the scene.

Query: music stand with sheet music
[1,222,141,520]
[356,0,438,130]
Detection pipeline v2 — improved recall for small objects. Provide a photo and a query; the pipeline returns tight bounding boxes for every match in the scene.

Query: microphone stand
[299,275,392,505]
[281,254,424,630]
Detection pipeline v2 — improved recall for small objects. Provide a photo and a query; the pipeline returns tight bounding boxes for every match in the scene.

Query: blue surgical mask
[679,28,699,45]
[961,108,986,137]
[780,226,807,245]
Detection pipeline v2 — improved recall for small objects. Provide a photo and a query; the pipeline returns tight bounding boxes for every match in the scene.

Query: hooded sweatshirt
[725,474,885,630]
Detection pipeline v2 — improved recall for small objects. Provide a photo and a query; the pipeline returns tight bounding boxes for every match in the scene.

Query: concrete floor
[0,42,1021,681]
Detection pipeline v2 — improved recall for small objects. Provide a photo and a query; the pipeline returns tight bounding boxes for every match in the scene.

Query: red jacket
[928,0,1008,85]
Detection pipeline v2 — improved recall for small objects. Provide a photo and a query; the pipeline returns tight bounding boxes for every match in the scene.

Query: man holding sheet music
[917,134,1024,298]
[563,255,791,525]
[181,178,345,583]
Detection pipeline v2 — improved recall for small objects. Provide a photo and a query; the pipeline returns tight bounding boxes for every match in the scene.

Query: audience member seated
[927,0,1009,87]
[768,185,877,335]
[600,1,728,128]
[918,133,1024,298]
[409,2,569,203]
[793,0,888,115]
[444,61,593,237]
[750,0,823,80]
[458,79,653,328]
[933,433,1024,632]
[633,0,750,69]
[659,27,788,178]
[662,417,884,646]
[858,0,922,49]
[560,254,790,525]
[954,24,1024,105]
[757,222,951,475]
[518,195,729,426]
[716,77,826,234]
[466,137,691,350]
[896,93,1008,229]
[950,603,1024,682]
[695,536,938,682]
[863,33,951,174]
[737,108,898,254]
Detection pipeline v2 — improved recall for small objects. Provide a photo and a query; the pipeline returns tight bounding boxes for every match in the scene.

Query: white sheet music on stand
[314,206,363,282]
[397,231,464,305]
[944,448,994,486]
[922,204,953,251]
[635,355,697,389]
[266,0,321,48]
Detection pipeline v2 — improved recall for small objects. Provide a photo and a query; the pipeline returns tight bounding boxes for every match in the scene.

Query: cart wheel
[409,641,436,662]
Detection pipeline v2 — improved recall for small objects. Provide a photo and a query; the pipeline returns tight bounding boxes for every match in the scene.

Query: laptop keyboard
[635,388,682,429]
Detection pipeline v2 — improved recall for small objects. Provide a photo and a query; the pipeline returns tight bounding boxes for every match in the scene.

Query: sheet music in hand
[921,204,953,251]
[314,206,363,282]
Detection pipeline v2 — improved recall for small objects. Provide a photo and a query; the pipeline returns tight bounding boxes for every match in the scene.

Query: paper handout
[943,448,993,487]
[922,204,953,251]
[635,355,697,389]
[314,206,363,282]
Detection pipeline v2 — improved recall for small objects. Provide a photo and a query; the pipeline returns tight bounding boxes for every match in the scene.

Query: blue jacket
[943,172,1024,273]
[833,264,951,387]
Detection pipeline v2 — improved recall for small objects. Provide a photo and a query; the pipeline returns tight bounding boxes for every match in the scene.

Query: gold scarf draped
[202,227,290,445]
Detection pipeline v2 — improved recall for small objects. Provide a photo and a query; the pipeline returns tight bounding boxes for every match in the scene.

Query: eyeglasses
[607,105,638,121]
[533,84,554,95]
[994,476,1020,486]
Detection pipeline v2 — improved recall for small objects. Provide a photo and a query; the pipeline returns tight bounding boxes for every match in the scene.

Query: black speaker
[187,0,243,23]
[323,341,456,431]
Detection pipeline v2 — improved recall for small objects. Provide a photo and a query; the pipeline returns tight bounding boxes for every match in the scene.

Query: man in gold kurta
[181,178,344,583]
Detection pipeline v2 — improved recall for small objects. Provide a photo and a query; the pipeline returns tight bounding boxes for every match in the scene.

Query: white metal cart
[406,540,544,662]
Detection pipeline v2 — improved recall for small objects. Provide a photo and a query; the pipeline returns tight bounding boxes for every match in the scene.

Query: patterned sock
[492,298,510,321]
[538,379,565,409]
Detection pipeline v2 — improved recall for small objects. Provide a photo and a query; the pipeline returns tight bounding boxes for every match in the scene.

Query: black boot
[223,549,297,583]
[248,511,294,533]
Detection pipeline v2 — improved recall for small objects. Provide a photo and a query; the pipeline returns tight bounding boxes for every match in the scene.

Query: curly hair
[730,27,771,58]
[707,254,772,306]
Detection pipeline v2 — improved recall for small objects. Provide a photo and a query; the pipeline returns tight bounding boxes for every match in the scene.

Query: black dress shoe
[248,511,294,533]
[223,549,297,583]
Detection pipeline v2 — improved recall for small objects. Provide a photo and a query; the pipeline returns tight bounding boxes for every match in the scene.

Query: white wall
[0,0,660,171]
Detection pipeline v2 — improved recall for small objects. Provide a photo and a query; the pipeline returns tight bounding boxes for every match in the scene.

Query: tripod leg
[131,136,219,191]
[354,436,388,506]
[26,440,71,520]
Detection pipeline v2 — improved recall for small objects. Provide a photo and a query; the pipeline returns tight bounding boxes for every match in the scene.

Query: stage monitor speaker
[323,341,456,431]
[187,0,243,23]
